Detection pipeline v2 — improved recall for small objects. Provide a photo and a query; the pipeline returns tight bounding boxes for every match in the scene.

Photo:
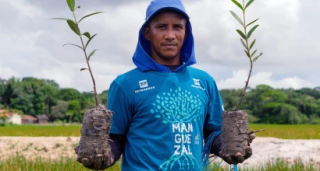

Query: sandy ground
[0,137,320,167]
[0,137,80,161]
[237,137,320,168]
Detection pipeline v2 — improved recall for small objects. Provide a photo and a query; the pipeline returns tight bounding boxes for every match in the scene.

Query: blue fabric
[132,0,196,73]
[107,0,223,170]
[108,67,223,171]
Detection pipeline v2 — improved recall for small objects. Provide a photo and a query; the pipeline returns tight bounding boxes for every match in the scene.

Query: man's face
[143,11,187,65]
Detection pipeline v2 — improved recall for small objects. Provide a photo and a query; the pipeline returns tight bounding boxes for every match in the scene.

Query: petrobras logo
[191,78,205,91]
[139,80,148,88]
[135,79,155,93]
[193,78,200,86]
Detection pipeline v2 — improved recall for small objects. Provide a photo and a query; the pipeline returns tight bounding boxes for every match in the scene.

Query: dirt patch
[233,137,320,168]
[0,137,80,161]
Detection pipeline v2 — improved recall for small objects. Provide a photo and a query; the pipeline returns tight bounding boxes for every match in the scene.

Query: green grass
[249,124,320,139]
[0,124,81,137]
[0,154,121,171]
[0,124,320,139]
[209,159,319,171]
[0,155,318,171]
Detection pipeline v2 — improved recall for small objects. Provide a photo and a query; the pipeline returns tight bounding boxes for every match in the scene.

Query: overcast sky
[0,0,319,93]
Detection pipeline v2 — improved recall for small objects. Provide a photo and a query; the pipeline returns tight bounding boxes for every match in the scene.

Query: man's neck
[163,63,182,72]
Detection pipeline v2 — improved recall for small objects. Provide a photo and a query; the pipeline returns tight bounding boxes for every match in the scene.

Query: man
[78,0,254,170]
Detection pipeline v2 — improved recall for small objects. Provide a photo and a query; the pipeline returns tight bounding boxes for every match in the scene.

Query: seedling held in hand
[220,0,264,167]
[52,0,113,170]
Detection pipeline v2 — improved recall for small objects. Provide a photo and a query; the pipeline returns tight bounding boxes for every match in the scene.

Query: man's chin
[160,55,179,61]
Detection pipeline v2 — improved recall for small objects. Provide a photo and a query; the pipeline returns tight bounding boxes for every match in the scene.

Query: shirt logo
[135,79,155,93]
[191,78,206,91]
[139,80,148,88]
[195,134,199,145]
[193,79,200,86]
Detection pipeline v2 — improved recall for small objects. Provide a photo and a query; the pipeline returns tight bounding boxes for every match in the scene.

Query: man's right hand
[74,145,114,170]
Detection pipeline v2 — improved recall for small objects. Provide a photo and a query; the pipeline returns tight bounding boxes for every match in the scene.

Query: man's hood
[132,0,196,73]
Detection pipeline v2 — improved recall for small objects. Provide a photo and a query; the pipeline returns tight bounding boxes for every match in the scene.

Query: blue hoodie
[107,0,223,170]
[132,0,196,73]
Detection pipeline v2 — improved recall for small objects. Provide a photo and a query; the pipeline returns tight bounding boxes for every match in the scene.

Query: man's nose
[165,28,175,40]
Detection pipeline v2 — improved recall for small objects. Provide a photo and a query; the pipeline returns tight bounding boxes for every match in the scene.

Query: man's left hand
[219,132,256,165]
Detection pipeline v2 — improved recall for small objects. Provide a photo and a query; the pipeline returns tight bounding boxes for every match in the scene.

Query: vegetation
[229,0,263,110]
[211,158,320,171]
[0,124,319,139]
[52,0,104,108]
[0,154,120,171]
[0,155,318,171]
[0,77,108,123]
[0,77,319,124]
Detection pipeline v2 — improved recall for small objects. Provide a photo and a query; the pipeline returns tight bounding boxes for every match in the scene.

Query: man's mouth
[163,44,177,47]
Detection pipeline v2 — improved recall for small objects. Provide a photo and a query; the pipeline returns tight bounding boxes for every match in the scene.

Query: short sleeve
[204,77,223,131]
[107,80,132,134]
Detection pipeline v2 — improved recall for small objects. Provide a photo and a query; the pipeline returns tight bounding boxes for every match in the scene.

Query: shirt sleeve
[107,80,132,134]
[204,77,223,131]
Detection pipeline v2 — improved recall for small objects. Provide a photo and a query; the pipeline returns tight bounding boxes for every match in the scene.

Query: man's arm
[108,133,126,166]
[203,129,222,156]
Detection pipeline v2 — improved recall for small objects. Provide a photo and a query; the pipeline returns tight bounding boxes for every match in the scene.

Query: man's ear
[184,28,189,40]
[143,27,151,41]
[184,22,189,39]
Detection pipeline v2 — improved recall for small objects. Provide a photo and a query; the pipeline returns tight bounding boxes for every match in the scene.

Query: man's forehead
[150,10,187,23]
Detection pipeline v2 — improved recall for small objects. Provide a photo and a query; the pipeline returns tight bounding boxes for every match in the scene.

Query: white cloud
[217,70,315,90]
[0,0,319,92]
[0,65,19,79]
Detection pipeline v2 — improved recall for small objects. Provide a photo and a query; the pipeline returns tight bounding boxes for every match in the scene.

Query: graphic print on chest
[150,87,202,170]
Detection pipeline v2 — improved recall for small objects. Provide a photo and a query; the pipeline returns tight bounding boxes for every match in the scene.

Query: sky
[0,0,319,93]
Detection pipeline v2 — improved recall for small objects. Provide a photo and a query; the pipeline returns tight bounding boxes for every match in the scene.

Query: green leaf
[245,0,254,9]
[240,39,247,49]
[247,25,259,39]
[63,43,83,50]
[80,68,88,71]
[67,20,80,36]
[251,49,257,57]
[253,56,259,62]
[244,50,250,57]
[85,34,97,49]
[231,0,244,11]
[236,29,246,40]
[82,32,91,39]
[230,11,243,26]
[253,53,263,62]
[78,12,104,23]
[247,18,259,27]
[88,49,98,61]
[66,0,75,12]
[51,18,72,21]
[250,39,256,50]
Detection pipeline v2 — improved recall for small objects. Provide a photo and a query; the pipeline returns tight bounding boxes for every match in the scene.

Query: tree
[49,100,69,121]
[66,100,81,122]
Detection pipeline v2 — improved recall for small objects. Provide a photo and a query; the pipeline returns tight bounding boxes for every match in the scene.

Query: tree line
[1,77,319,124]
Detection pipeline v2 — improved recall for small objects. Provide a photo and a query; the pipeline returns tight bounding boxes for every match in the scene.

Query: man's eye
[158,25,166,29]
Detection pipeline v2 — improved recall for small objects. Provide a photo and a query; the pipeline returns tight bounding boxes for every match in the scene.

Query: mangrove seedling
[52,0,113,170]
[221,0,264,167]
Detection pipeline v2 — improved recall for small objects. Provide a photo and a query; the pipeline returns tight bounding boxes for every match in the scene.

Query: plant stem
[235,0,253,111]
[72,12,99,107]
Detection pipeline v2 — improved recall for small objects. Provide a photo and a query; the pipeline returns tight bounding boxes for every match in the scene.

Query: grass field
[248,124,320,139]
[0,124,320,139]
[0,154,121,171]
[0,155,318,171]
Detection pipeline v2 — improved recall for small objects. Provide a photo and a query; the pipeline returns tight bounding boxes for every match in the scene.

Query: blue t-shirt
[107,67,223,171]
